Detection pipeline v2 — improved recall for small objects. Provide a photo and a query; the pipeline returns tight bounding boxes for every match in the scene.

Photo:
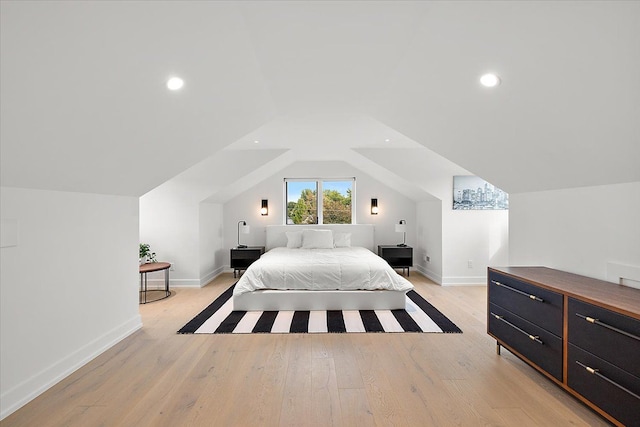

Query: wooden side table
[378,245,413,276]
[139,262,171,304]
[230,246,265,278]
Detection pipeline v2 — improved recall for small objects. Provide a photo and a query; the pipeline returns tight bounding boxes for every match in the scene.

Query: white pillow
[333,232,351,248]
[285,231,303,248]
[301,229,334,249]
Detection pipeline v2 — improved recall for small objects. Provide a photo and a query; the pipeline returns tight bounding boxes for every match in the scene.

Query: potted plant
[139,243,157,264]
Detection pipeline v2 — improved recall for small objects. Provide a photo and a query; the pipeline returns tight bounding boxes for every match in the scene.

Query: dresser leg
[496,342,501,355]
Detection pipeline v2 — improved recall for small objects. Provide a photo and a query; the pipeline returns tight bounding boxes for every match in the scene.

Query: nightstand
[378,245,413,276]
[230,246,265,278]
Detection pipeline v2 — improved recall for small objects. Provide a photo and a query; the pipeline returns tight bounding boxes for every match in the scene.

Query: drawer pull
[491,312,544,344]
[576,361,640,400]
[575,313,640,342]
[491,280,544,303]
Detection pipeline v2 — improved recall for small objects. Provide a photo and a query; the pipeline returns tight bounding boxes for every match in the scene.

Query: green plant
[139,243,157,263]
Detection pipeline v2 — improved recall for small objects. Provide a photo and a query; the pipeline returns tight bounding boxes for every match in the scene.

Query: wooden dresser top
[489,266,640,319]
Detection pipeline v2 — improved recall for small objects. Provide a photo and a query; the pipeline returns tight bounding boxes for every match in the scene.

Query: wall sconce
[261,199,269,216]
[395,219,407,247]
[371,198,379,215]
[237,220,250,248]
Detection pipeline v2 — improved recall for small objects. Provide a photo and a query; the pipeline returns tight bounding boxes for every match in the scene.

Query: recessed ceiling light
[480,73,500,88]
[254,140,260,144]
[166,77,184,90]
[384,138,391,142]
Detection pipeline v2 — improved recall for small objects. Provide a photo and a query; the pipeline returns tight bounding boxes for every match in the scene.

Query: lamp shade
[395,223,406,233]
[395,219,407,247]
[237,220,250,248]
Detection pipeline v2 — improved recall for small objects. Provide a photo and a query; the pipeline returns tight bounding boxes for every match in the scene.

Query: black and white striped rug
[178,285,461,334]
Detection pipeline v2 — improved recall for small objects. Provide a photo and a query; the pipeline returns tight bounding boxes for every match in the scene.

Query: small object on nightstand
[237,221,250,248]
[395,220,407,247]
[378,245,413,276]
[231,246,265,278]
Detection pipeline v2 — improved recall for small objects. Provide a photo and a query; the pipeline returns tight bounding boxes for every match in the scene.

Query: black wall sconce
[261,199,269,216]
[371,198,379,215]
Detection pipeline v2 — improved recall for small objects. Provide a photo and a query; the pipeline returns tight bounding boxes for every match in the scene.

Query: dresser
[488,267,640,427]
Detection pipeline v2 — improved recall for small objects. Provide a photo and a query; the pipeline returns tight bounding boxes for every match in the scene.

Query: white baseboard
[145,266,226,288]
[414,263,487,286]
[200,265,225,287]
[144,278,201,288]
[415,265,443,285]
[441,275,487,286]
[0,315,142,421]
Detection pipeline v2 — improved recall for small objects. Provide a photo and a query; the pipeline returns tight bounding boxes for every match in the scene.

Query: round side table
[139,262,171,304]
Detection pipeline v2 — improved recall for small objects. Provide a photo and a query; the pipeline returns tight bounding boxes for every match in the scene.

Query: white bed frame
[233,224,408,311]
[265,224,375,251]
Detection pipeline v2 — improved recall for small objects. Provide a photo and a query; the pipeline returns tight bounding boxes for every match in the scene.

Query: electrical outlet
[169,262,175,271]
[423,254,427,262]
[426,256,430,262]
[468,260,473,269]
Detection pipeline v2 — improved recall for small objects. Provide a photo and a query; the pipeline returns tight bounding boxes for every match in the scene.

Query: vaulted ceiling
[2,1,638,198]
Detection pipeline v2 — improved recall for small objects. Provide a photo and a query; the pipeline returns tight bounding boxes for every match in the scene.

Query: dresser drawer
[568,298,640,378]
[568,344,640,427]
[489,303,563,381]
[488,271,563,337]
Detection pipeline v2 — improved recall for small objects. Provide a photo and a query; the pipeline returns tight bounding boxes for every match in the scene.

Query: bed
[232,224,413,311]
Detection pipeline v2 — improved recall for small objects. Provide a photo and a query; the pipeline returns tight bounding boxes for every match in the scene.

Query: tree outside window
[285,179,354,224]
[322,181,352,224]
[286,182,318,224]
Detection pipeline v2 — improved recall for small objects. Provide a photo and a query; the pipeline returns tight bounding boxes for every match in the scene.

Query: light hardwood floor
[2,273,611,426]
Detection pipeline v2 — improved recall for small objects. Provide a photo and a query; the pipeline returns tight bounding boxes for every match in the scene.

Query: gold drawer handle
[491,280,545,303]
[575,361,640,400]
[491,312,544,345]
[576,313,640,342]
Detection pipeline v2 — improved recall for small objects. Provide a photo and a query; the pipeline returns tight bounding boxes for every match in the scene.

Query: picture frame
[453,176,508,210]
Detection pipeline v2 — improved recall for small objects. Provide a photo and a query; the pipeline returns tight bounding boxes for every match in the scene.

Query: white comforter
[233,247,414,295]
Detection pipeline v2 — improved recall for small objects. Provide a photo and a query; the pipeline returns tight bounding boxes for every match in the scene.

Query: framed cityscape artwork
[453,176,508,210]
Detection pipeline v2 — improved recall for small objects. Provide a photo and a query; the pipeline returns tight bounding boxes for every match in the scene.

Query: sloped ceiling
[2,1,638,198]
[0,1,275,196]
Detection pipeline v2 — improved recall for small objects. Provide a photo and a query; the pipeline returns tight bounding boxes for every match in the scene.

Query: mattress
[233,246,414,295]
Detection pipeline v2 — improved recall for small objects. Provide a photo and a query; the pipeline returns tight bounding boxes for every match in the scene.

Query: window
[285,178,355,224]
[322,180,352,224]
[286,180,318,224]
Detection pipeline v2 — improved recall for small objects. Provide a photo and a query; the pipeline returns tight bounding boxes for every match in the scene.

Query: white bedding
[233,247,414,295]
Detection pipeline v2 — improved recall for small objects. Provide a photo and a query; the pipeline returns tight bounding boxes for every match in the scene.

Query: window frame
[284,178,356,225]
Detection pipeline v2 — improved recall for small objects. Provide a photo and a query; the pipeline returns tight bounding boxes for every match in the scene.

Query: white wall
[415,199,443,282]
[139,183,201,286]
[444,208,510,284]
[510,182,640,282]
[199,202,225,285]
[138,150,289,287]
[0,187,141,419]
[222,161,417,265]
[357,148,510,285]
